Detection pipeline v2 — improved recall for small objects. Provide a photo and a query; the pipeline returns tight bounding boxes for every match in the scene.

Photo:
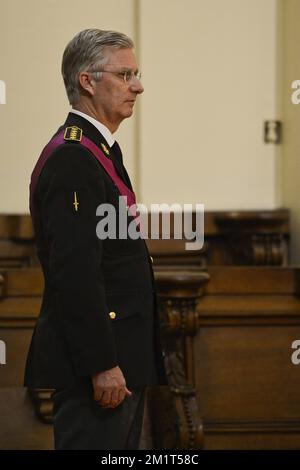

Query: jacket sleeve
[36,143,118,377]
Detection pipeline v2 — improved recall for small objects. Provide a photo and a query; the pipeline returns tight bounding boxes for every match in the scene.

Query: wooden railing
[152,265,300,449]
[0,209,290,268]
[1,224,300,449]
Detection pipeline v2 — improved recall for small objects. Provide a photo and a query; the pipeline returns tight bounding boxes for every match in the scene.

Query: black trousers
[52,382,146,450]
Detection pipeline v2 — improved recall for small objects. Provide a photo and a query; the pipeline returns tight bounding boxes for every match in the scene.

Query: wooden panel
[206,266,298,294]
[0,215,34,239]
[1,268,44,297]
[205,209,290,235]
[0,297,41,321]
[195,325,300,421]
[203,430,300,450]
[0,240,35,267]
[0,388,53,450]
[0,268,42,387]
[193,266,300,449]
[0,215,36,268]
[0,329,33,387]
[199,295,300,320]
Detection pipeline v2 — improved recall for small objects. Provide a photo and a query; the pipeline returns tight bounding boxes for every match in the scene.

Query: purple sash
[29,129,138,224]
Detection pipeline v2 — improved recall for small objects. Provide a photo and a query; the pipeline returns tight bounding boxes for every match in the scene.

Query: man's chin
[122,108,134,119]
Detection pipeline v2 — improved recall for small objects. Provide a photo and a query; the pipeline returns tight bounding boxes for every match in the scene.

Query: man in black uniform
[24,28,167,450]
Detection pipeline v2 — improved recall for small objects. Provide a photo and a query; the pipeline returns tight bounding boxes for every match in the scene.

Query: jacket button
[109,311,117,320]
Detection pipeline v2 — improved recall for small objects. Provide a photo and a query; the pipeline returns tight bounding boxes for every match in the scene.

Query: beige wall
[0,0,285,214]
[281,0,300,263]
[139,0,281,209]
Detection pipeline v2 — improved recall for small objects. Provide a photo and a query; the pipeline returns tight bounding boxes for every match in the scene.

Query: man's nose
[130,77,144,94]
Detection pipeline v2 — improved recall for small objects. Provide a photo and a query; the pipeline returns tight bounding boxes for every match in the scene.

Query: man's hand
[91,366,132,409]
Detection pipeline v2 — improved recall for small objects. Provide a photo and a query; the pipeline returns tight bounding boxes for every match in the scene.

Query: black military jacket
[24,112,167,389]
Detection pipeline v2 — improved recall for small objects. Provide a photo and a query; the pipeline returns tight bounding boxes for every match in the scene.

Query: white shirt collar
[70,109,115,147]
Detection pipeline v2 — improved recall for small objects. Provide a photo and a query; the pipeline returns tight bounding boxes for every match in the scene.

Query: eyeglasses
[89,69,142,84]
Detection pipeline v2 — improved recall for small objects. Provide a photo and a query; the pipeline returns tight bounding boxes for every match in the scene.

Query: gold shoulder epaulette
[64,126,83,142]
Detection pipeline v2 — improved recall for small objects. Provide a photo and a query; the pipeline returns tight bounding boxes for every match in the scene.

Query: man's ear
[78,72,96,97]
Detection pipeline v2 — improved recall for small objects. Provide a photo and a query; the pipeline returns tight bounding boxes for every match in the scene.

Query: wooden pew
[153,265,300,449]
[197,266,300,449]
[0,268,53,449]
[0,268,42,387]
[0,215,36,268]
[146,208,290,266]
[0,209,290,269]
[1,265,300,449]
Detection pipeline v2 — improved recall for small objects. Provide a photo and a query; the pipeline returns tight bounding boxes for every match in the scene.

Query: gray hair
[62,29,134,105]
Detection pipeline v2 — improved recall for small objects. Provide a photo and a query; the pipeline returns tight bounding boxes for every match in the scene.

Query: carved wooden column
[150,268,209,449]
